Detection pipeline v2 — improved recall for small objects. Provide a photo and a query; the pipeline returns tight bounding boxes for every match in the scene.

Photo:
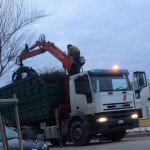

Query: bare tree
[0,0,45,77]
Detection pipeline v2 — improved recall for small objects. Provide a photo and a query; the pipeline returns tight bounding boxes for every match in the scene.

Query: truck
[0,36,139,146]
[131,71,150,119]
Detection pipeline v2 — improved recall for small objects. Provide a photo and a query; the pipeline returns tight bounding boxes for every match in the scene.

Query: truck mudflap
[86,109,139,135]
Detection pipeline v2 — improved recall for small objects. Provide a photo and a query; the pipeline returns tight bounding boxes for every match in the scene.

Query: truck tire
[21,129,29,139]
[50,137,68,146]
[21,126,40,140]
[50,139,60,146]
[108,130,126,142]
[70,121,90,146]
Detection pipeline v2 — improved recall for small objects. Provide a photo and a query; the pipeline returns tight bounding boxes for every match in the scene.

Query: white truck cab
[70,69,134,114]
[132,71,150,118]
[67,69,139,146]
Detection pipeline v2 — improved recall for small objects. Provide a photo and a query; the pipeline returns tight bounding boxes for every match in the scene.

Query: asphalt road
[49,136,150,150]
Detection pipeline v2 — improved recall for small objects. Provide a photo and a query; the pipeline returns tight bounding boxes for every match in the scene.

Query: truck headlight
[131,113,138,119]
[97,117,108,123]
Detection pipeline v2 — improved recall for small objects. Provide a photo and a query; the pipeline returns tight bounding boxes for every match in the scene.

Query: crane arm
[20,41,73,73]
[17,36,85,101]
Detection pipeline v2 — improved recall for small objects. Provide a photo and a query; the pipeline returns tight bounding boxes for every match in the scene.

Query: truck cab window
[134,72,147,90]
[134,72,147,99]
[75,75,92,103]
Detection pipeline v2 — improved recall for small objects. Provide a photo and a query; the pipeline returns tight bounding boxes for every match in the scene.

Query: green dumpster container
[0,75,67,126]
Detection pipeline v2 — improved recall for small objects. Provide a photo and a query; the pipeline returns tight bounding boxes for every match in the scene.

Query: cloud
[33,23,40,29]
[1,0,150,86]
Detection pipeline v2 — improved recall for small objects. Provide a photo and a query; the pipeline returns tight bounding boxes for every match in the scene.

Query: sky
[1,0,150,86]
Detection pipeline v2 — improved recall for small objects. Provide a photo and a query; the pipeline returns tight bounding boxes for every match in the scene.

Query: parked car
[0,127,48,150]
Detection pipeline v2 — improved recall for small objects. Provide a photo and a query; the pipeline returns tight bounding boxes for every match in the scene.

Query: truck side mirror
[139,77,145,86]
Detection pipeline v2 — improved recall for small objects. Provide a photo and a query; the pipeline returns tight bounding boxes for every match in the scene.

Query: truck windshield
[91,74,131,92]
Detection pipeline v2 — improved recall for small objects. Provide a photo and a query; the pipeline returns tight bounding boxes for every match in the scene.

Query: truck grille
[103,102,133,111]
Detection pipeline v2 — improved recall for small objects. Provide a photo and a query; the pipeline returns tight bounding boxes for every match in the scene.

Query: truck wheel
[70,121,90,146]
[21,126,40,140]
[50,139,60,146]
[50,137,68,146]
[21,129,28,139]
[108,130,126,142]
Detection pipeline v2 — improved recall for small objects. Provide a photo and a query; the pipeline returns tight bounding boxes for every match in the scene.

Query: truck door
[71,75,95,114]
[133,71,150,118]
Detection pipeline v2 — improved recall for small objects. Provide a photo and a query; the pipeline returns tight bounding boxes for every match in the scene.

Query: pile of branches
[39,67,66,83]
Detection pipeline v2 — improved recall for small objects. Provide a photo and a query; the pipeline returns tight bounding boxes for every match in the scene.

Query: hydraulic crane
[12,35,85,101]
[20,36,73,74]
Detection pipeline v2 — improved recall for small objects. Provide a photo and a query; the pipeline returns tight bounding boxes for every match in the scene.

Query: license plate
[118,120,124,124]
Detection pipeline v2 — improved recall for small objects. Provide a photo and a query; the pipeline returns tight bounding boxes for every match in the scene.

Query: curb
[125,132,150,138]
[126,126,150,138]
[126,127,150,133]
